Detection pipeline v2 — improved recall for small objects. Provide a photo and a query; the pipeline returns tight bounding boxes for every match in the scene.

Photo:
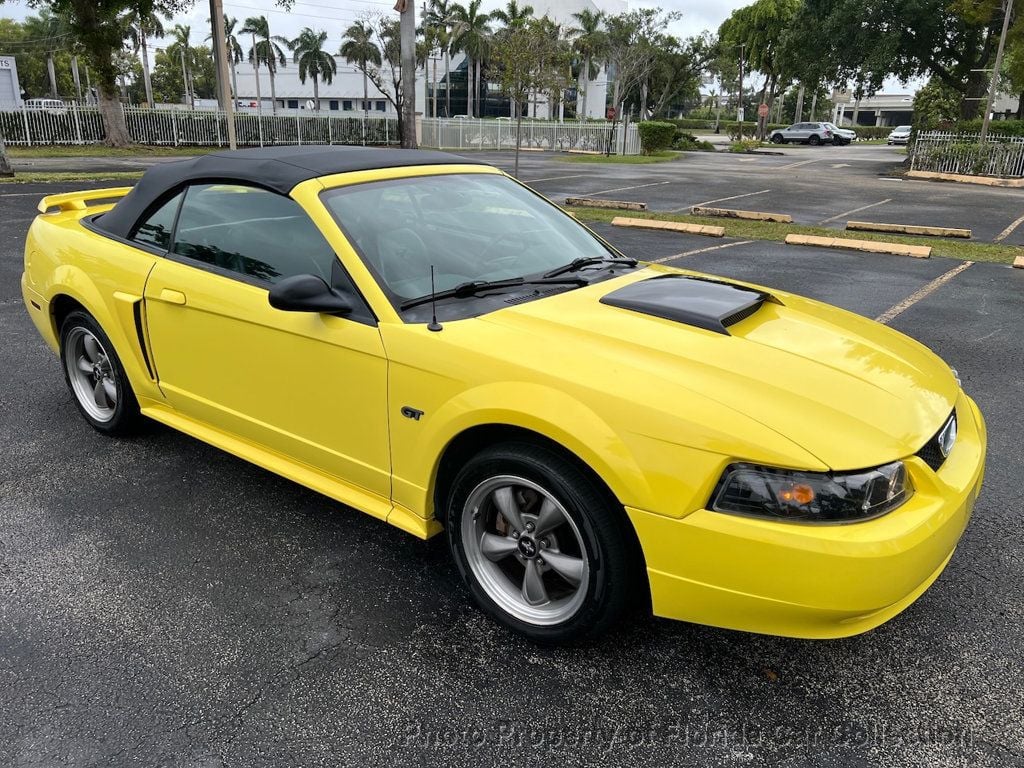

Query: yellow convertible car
[21,147,985,643]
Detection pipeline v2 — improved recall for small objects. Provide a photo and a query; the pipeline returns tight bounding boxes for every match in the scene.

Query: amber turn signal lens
[779,483,815,505]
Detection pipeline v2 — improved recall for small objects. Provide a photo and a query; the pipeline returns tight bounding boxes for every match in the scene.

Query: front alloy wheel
[447,443,645,644]
[60,310,141,435]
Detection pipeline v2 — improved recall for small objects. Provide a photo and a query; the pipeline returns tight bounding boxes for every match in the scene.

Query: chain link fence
[0,104,399,147]
[421,117,641,155]
[910,131,1024,178]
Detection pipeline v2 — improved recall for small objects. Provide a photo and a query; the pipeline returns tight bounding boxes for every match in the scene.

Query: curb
[847,220,971,238]
[611,216,725,237]
[566,197,647,211]
[692,206,793,223]
[785,234,931,258]
[1014,254,1024,269]
[905,170,1024,188]
[566,149,603,155]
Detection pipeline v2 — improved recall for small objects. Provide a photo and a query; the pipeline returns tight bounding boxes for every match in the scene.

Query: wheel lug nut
[512,531,519,539]
[525,522,535,532]
[540,540,548,548]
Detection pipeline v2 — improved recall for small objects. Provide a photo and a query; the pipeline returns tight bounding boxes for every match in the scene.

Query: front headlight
[711,461,913,523]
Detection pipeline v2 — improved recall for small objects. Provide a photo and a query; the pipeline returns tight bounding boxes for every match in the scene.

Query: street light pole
[210,0,237,149]
[981,0,1014,142]
[737,43,746,132]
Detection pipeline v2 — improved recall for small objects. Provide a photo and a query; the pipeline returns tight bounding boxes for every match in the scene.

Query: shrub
[729,139,761,153]
[672,130,714,151]
[637,121,677,154]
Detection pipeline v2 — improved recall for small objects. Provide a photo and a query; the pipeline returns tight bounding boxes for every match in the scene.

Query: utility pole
[210,0,237,149]
[736,43,746,134]
[981,0,1014,142]
[397,0,418,148]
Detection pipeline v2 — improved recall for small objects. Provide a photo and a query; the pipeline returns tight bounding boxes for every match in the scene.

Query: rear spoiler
[38,187,132,214]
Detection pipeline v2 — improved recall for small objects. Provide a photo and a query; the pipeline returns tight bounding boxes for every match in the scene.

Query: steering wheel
[477,231,524,264]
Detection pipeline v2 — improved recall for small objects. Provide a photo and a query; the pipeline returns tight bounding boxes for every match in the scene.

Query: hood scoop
[600,275,777,335]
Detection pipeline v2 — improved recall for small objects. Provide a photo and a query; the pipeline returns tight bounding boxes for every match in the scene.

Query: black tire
[770,134,783,144]
[808,134,821,146]
[59,310,142,435]
[446,442,646,644]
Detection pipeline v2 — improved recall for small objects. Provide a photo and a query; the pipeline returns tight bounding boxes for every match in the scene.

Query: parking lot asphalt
[1,172,1023,768]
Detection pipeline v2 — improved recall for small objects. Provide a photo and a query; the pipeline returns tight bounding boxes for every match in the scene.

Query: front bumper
[627,392,986,639]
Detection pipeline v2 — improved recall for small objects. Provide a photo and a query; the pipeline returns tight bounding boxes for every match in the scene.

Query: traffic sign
[758,103,769,118]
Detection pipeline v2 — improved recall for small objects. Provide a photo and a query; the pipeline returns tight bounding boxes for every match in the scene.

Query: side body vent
[600,275,776,335]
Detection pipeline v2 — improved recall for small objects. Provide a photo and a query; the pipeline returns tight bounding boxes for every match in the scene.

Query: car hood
[481,267,957,470]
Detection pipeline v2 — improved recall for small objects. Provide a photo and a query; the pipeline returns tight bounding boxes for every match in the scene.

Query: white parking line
[585,180,673,196]
[818,198,892,225]
[522,174,589,183]
[875,262,974,325]
[0,192,44,197]
[994,211,1024,242]
[682,189,771,210]
[650,240,754,264]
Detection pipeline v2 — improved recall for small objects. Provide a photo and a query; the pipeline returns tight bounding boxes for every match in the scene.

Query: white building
[227,0,627,119]
[0,55,24,109]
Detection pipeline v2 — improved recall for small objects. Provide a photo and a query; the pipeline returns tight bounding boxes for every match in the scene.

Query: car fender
[397,381,654,518]
[44,263,161,401]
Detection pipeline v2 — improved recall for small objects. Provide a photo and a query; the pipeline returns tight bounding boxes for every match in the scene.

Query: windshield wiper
[542,256,638,278]
[399,277,587,311]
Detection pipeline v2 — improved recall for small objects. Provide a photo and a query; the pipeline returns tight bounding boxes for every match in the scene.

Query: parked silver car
[769,122,843,146]
[824,122,856,143]
[888,125,912,145]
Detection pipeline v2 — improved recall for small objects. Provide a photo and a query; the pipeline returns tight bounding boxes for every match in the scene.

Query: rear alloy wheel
[447,443,644,644]
[808,134,821,146]
[60,310,141,435]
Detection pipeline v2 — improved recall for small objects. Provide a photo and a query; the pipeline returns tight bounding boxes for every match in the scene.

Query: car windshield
[895,126,912,131]
[321,173,617,302]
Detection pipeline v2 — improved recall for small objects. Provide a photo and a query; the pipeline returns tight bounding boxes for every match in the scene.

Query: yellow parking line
[874,262,974,325]
[994,211,1024,242]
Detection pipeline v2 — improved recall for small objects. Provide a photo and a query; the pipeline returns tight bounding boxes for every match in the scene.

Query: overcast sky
[1,0,746,50]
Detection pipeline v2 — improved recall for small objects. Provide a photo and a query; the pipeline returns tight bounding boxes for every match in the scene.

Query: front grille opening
[916,411,956,472]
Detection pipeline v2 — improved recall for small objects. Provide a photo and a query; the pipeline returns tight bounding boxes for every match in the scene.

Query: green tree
[568,9,604,119]
[341,20,382,122]
[913,78,963,130]
[206,15,244,105]
[786,0,1011,120]
[492,0,533,29]
[241,15,288,114]
[604,10,678,121]
[166,24,194,107]
[718,0,799,138]
[124,6,170,108]
[424,0,456,116]
[289,28,335,110]
[490,17,568,173]
[6,0,193,145]
[450,0,492,117]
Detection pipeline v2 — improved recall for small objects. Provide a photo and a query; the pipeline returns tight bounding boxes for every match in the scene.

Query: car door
[141,182,391,500]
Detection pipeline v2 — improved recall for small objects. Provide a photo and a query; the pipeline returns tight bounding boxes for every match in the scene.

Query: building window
[287,99,299,109]
[329,100,339,111]
[376,100,386,112]
[342,100,353,111]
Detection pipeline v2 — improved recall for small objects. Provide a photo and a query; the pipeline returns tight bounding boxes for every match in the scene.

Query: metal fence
[421,117,641,155]
[0,104,399,147]
[910,131,1024,178]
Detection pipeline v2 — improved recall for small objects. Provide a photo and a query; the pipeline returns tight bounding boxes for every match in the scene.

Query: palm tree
[569,9,605,119]
[241,16,289,114]
[450,0,492,118]
[290,28,336,110]
[341,21,382,125]
[207,15,244,107]
[491,0,533,29]
[167,24,195,108]
[126,8,170,109]
[425,0,455,117]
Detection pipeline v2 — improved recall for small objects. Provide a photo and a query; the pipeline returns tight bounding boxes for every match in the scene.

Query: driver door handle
[158,288,187,305]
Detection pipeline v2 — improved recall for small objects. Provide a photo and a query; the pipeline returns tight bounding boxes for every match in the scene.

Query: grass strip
[568,205,1021,264]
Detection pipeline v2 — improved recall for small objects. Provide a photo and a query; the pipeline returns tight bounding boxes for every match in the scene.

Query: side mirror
[268,274,353,314]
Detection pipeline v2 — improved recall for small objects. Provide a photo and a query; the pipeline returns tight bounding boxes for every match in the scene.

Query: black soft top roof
[95,145,487,239]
